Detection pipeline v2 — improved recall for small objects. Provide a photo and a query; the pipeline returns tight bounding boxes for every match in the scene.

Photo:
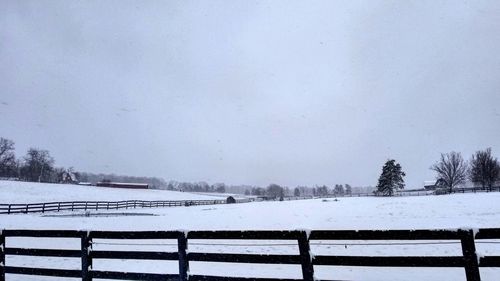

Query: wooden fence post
[460,229,481,281]
[0,230,5,281]
[298,231,315,281]
[81,231,92,281]
[178,232,189,281]
[6,205,10,215]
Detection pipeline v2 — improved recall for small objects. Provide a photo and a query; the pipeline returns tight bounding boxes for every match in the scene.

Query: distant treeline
[0,136,372,195]
[0,137,170,188]
[0,137,64,183]
[157,182,373,197]
[374,148,500,196]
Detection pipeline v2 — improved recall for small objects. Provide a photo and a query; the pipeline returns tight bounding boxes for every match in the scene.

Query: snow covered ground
[0,180,227,203]
[1,181,500,280]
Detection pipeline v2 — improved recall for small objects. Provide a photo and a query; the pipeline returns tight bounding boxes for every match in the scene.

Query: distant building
[60,172,78,184]
[423,179,446,190]
[96,182,149,189]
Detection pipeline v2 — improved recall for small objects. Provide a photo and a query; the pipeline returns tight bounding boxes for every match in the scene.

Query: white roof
[423,180,437,186]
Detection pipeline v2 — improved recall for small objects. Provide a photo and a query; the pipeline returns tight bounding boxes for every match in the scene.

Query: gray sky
[1,0,500,188]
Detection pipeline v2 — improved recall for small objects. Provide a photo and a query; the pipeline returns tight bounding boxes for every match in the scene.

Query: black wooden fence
[0,198,252,215]
[1,228,499,281]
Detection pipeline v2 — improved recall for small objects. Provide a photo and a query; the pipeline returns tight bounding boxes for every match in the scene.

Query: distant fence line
[0,198,253,215]
[1,228,499,281]
[2,187,499,215]
[316,186,500,199]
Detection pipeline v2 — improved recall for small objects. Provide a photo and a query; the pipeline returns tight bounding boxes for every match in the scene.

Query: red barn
[96,182,149,189]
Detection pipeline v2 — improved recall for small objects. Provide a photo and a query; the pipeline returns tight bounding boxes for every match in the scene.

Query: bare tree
[0,137,17,177]
[20,148,55,182]
[266,183,284,199]
[430,151,467,193]
[298,186,310,196]
[469,148,500,191]
[315,185,329,196]
[251,187,265,196]
[213,183,226,193]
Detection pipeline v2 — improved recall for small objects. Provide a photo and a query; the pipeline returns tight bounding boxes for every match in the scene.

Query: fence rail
[0,198,252,215]
[1,228,499,281]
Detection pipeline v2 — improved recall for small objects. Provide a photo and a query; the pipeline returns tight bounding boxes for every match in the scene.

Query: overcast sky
[1,0,499,188]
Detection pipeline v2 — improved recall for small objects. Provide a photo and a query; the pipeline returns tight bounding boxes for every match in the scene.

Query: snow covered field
[2,181,500,280]
[0,180,226,203]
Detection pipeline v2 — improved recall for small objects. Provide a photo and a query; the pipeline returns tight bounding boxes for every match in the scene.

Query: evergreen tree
[376,159,406,196]
[293,187,300,197]
[345,184,352,195]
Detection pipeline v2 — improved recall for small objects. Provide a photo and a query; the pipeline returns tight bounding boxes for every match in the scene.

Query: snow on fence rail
[0,198,253,214]
[1,228,499,281]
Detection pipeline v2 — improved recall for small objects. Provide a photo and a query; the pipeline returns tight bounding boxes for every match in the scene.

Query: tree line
[0,137,167,188]
[1,137,358,195]
[0,136,376,196]
[375,148,500,196]
[0,137,60,182]
[241,183,353,199]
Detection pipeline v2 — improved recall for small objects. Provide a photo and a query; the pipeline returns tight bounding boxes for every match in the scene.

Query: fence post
[460,229,481,281]
[25,205,28,214]
[0,230,5,281]
[42,203,45,213]
[81,231,92,281]
[7,205,10,215]
[57,202,61,212]
[178,232,189,281]
[298,231,315,281]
